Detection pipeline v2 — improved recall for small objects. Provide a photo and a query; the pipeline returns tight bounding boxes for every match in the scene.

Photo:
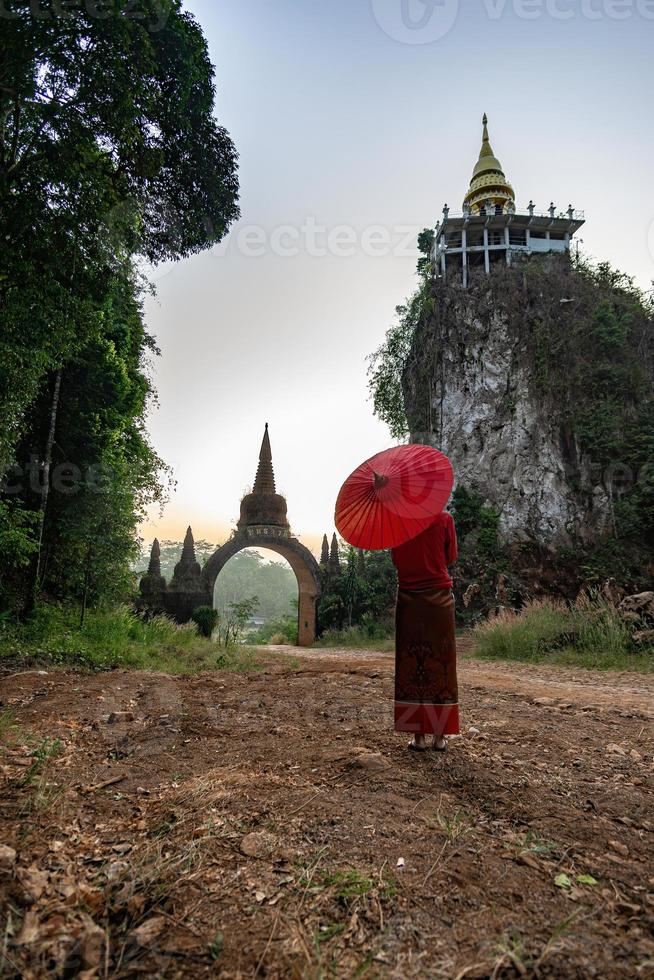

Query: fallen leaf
[17,866,49,903]
[15,910,40,946]
[240,831,275,858]
[132,916,166,948]
[554,873,572,889]
[576,874,598,886]
[0,845,16,872]
[80,919,105,970]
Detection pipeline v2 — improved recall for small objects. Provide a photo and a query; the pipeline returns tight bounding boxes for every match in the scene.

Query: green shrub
[249,614,298,646]
[191,605,218,638]
[473,594,652,671]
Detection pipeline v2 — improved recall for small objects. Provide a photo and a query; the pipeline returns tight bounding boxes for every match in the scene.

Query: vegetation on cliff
[369,250,654,599]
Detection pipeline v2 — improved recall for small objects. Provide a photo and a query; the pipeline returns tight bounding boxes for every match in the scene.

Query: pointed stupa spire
[170,525,202,587]
[480,112,491,156]
[140,537,166,606]
[238,424,290,530]
[253,423,276,495]
[463,113,515,214]
[181,526,196,561]
[148,538,162,577]
[320,534,330,565]
[329,533,341,572]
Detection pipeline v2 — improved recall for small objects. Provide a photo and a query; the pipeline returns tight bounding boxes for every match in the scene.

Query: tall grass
[473,594,653,672]
[316,622,394,651]
[0,604,262,675]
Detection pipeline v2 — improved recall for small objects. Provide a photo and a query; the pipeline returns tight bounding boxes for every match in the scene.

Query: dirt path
[1,648,653,978]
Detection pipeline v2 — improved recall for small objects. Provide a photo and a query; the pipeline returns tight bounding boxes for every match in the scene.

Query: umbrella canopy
[335,445,454,551]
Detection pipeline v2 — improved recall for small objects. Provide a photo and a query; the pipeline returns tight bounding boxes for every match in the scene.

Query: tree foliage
[318,544,397,634]
[0,2,240,613]
[367,293,424,440]
[216,596,259,649]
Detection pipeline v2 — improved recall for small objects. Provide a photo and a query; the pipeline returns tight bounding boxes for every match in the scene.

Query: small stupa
[139,538,167,609]
[169,526,203,590]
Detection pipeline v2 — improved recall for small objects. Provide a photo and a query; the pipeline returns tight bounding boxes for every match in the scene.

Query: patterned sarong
[394,587,460,735]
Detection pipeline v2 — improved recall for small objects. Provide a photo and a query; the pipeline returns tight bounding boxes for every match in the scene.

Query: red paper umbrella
[335,445,454,551]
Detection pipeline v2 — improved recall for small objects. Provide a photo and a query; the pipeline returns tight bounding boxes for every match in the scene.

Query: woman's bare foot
[408,734,428,752]
[433,736,447,752]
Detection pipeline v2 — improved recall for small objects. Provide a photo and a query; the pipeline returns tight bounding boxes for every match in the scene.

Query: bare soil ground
[1,644,653,979]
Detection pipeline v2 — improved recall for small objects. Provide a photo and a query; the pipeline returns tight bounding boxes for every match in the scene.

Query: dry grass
[473,594,653,671]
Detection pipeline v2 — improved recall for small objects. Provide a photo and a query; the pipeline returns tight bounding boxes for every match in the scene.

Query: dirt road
[1,647,653,978]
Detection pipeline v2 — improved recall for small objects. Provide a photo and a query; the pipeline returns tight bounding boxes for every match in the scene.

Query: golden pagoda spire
[463,113,515,215]
[480,113,491,156]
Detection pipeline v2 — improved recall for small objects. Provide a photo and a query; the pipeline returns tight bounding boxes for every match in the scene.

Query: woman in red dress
[391,510,459,752]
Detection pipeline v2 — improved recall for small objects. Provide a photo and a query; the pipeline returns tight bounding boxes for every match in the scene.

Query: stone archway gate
[140,425,323,646]
[202,528,321,647]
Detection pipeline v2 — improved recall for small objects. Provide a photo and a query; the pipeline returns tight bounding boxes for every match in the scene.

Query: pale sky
[142,0,654,555]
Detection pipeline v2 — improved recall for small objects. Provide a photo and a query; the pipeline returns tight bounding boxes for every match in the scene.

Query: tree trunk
[24,369,62,616]
[80,545,93,628]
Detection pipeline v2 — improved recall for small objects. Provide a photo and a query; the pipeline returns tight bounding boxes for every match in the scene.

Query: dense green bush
[191,606,219,638]
[249,615,298,646]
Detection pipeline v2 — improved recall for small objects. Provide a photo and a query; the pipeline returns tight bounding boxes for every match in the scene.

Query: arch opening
[203,532,321,647]
[213,548,297,642]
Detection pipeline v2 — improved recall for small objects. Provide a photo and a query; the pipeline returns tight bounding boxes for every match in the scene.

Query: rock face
[402,260,615,544]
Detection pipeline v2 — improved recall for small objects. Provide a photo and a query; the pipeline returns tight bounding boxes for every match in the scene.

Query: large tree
[0,0,239,468]
[0,1,240,610]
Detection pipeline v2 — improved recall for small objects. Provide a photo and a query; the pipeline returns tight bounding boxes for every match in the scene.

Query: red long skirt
[394,587,460,736]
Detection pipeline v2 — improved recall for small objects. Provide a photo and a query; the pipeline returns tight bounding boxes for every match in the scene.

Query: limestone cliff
[401,256,653,548]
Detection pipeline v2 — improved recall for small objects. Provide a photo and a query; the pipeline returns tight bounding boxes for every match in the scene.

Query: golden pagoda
[431,114,584,288]
[463,114,515,215]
